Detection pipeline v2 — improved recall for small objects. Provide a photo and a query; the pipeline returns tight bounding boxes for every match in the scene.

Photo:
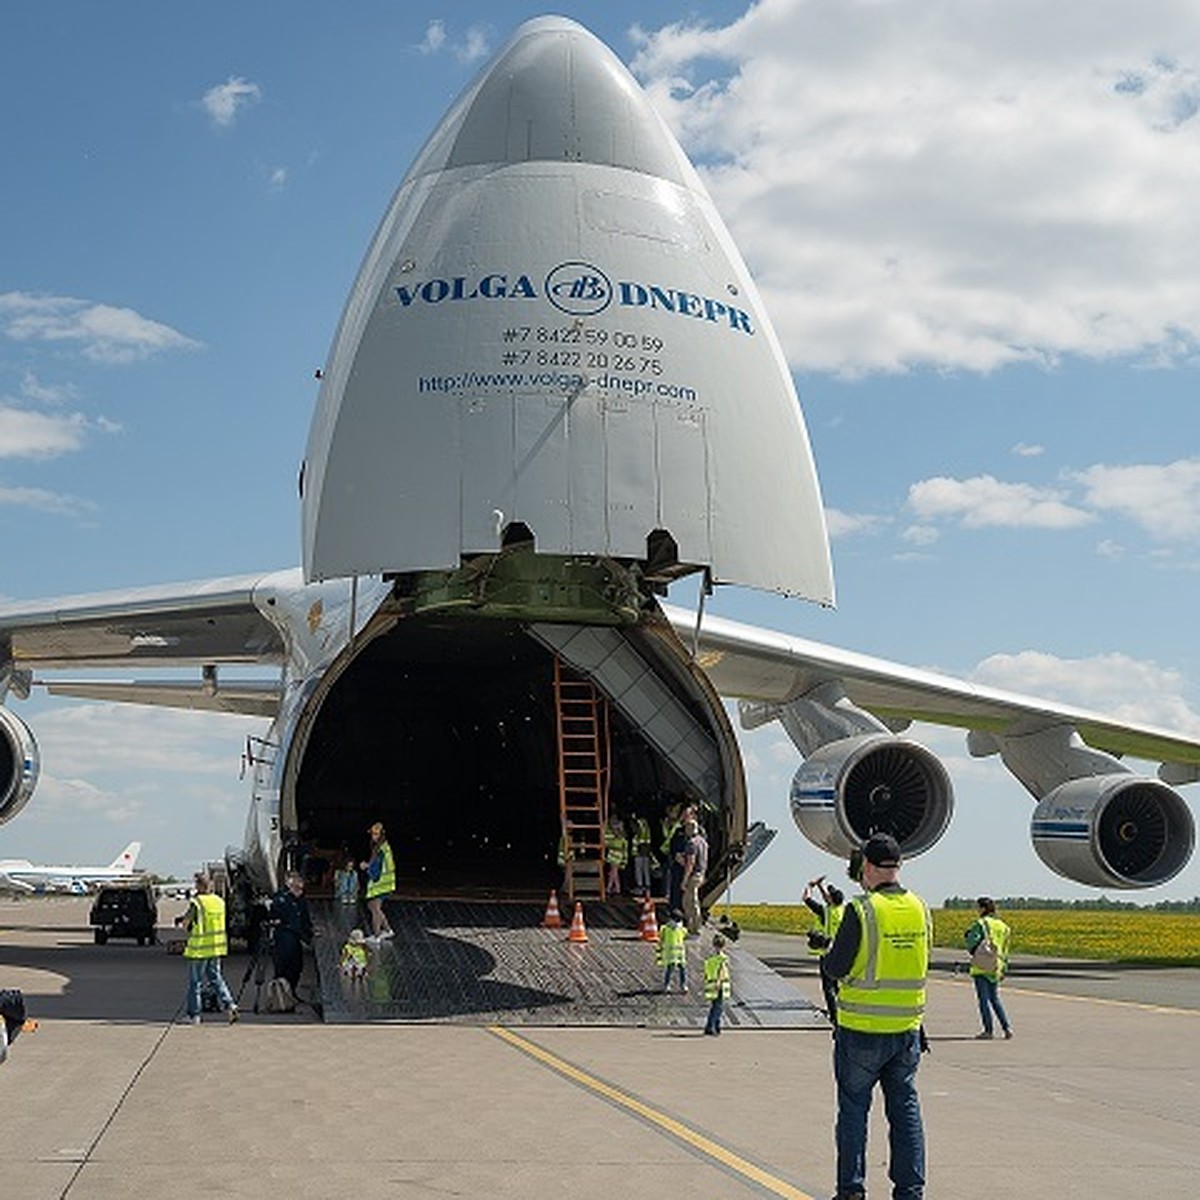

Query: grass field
[712,904,1200,967]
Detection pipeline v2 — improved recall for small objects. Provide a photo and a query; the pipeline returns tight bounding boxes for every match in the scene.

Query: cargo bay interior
[290,613,726,899]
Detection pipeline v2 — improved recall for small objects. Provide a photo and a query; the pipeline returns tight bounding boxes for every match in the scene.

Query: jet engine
[1031,775,1195,889]
[0,706,39,826]
[789,733,954,858]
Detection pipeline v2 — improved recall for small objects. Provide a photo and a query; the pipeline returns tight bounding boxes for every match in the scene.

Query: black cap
[861,832,902,867]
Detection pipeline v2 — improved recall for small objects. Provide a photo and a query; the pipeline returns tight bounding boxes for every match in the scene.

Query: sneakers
[975,1030,994,1039]
[189,1015,201,1025]
[1003,1028,1014,1039]
[227,1005,239,1024]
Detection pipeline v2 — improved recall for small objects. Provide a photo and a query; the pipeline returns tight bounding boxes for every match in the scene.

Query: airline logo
[392,261,754,335]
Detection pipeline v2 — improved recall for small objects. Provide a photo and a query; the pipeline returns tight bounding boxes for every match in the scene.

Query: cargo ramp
[309,898,824,1028]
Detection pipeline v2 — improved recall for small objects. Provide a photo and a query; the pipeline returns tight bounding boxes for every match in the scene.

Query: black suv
[89,883,159,946]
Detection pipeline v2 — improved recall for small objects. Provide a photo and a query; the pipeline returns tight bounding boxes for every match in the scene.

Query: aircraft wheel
[95,929,108,945]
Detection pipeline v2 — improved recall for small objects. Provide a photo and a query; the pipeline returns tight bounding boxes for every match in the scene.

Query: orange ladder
[554,658,611,902]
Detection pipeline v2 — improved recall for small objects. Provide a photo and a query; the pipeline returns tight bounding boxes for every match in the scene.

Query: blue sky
[2,1,1198,904]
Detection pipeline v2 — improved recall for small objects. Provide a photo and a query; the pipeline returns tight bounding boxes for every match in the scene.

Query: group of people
[803,832,1015,1200]
[177,820,399,1022]
[559,804,709,936]
[656,909,731,1034]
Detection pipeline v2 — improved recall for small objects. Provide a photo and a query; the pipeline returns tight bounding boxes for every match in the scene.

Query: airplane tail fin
[110,841,142,871]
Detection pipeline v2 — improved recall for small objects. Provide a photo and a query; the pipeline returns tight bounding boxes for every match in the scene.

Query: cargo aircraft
[0,841,141,894]
[0,17,1197,908]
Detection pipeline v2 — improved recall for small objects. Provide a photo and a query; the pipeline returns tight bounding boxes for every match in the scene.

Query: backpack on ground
[262,976,296,1013]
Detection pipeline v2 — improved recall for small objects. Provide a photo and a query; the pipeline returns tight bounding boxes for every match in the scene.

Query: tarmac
[1,896,1196,1199]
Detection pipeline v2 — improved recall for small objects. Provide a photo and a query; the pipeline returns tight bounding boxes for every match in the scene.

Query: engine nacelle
[0,706,39,826]
[789,734,954,859]
[1031,775,1195,889]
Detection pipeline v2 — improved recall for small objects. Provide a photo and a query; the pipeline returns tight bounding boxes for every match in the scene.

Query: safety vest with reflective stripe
[632,817,653,854]
[365,841,395,900]
[836,889,929,1034]
[184,893,228,959]
[656,921,687,967]
[968,914,1011,979]
[810,900,845,958]
[703,950,731,1000]
[604,826,629,867]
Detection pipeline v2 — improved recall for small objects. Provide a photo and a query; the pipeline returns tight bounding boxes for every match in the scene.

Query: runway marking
[488,1025,815,1199]
[930,975,1198,1016]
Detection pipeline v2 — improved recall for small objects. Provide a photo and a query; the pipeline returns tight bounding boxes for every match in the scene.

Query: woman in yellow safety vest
[965,896,1013,1039]
[360,822,395,940]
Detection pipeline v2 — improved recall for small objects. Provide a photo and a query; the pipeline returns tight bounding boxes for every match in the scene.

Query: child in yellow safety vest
[703,932,731,1035]
[657,909,687,993]
[340,928,369,991]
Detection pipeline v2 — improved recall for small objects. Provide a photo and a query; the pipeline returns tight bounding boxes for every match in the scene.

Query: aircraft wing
[664,603,1200,771]
[0,574,286,718]
[0,871,35,893]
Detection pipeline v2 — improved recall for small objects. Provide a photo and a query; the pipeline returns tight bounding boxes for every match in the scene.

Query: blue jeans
[973,973,1010,1034]
[662,964,686,991]
[704,996,724,1034]
[834,1026,924,1200]
[186,957,235,1017]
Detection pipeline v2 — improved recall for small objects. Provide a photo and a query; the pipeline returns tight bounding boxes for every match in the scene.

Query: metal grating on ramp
[311,898,824,1028]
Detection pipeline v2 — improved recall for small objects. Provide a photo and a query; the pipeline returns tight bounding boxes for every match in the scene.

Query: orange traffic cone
[640,897,660,943]
[542,889,563,929]
[567,901,589,943]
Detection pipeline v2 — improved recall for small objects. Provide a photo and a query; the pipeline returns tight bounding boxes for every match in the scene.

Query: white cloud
[0,292,201,364]
[417,20,490,64]
[972,649,1200,735]
[908,474,1094,529]
[632,0,1200,375]
[201,76,262,128]
[20,371,77,405]
[1074,458,1200,540]
[419,20,447,55]
[1012,442,1045,457]
[824,506,888,538]
[0,484,93,516]
[268,166,288,189]
[0,406,86,458]
[901,524,940,546]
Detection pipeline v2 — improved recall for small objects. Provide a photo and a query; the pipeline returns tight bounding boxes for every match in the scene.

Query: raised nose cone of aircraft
[303,16,833,604]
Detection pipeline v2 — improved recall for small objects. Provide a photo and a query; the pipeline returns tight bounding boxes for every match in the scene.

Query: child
[657,908,687,993]
[340,928,369,987]
[703,932,731,1035]
[334,859,359,907]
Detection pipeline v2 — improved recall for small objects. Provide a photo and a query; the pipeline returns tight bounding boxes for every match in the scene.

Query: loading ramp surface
[310,898,825,1028]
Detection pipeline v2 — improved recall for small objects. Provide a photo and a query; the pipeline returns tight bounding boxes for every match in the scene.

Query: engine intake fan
[0,706,39,826]
[790,734,954,859]
[1032,775,1195,889]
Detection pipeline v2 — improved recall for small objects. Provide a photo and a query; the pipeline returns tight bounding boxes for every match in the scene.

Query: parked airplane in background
[0,842,142,894]
[0,17,1197,907]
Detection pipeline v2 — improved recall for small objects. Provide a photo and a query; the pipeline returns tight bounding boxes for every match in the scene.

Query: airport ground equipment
[89,882,158,946]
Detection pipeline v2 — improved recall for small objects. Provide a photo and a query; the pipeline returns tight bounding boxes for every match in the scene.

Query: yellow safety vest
[656,922,687,967]
[836,889,929,1034]
[969,914,1011,978]
[341,942,368,972]
[365,841,395,900]
[604,827,629,867]
[632,817,653,853]
[703,950,731,1000]
[184,893,228,959]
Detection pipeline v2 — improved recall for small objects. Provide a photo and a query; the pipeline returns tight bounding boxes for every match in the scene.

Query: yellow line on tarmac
[488,1025,815,1200]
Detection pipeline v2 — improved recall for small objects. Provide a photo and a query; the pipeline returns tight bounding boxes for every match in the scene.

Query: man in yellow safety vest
[182,873,238,1025]
[823,832,929,1200]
